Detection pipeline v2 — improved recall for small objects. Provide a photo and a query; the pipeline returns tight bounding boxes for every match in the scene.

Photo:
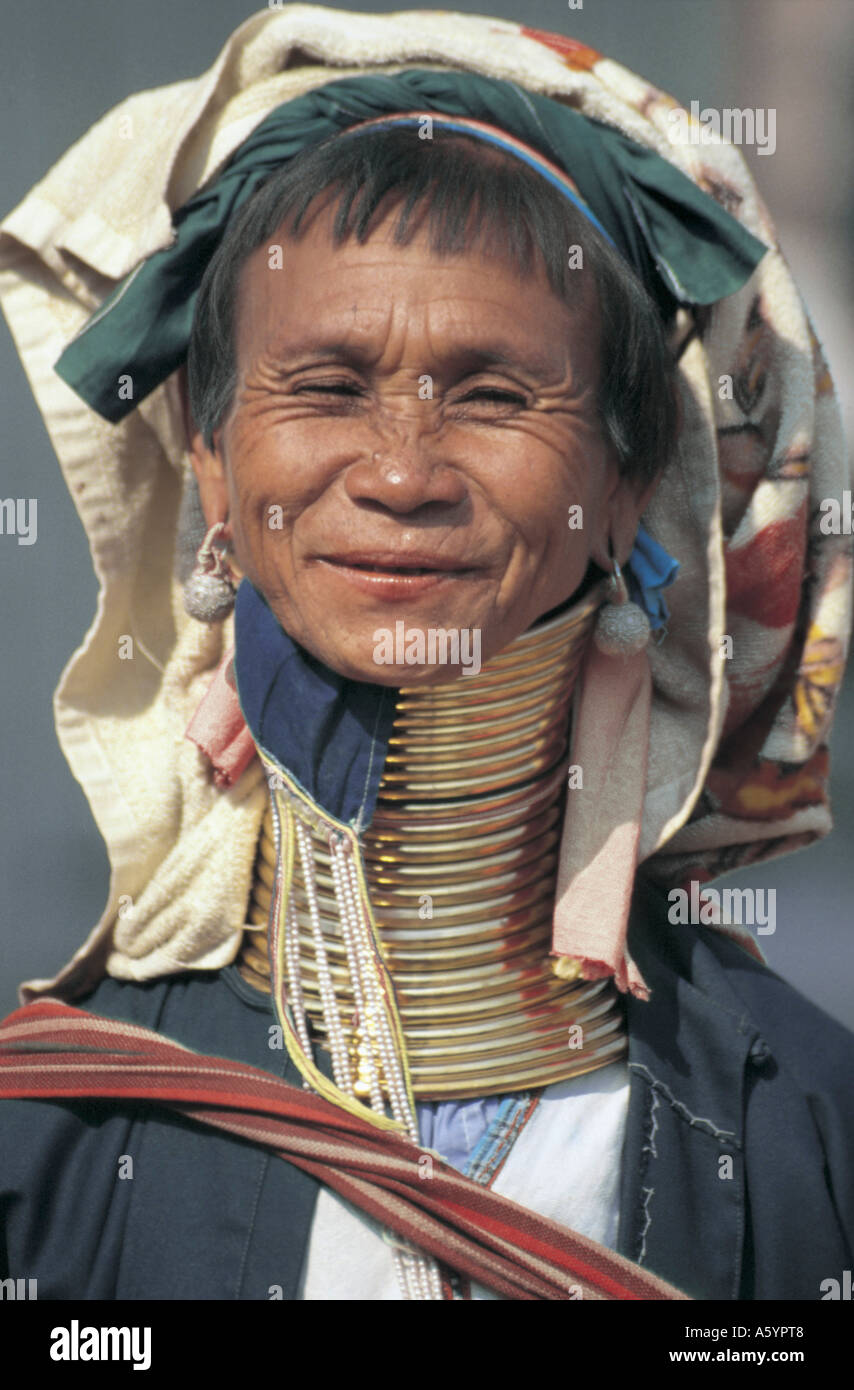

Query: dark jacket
[1,873,852,1300]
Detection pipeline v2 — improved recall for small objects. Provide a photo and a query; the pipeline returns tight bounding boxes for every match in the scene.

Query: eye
[460,387,528,406]
[293,381,365,396]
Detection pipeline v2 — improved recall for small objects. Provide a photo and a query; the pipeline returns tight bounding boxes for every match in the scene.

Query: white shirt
[298,1059,630,1299]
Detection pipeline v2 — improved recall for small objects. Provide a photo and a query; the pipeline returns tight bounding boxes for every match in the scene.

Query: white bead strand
[294,817,353,1095]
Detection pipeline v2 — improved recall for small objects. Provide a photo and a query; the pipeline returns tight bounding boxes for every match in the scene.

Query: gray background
[1,0,852,1025]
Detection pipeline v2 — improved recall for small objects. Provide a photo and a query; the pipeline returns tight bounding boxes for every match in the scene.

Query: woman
[0,7,851,1302]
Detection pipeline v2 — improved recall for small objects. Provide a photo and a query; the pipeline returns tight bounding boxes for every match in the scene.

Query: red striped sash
[0,1001,689,1302]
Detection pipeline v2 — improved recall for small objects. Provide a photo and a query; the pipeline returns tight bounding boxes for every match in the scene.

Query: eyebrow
[263,336,563,380]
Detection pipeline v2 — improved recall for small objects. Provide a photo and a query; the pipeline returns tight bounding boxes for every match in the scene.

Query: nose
[344,441,468,515]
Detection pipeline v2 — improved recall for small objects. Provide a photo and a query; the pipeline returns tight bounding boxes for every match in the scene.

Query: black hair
[187,125,681,488]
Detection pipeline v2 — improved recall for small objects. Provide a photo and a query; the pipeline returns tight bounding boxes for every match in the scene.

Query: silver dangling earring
[183,522,237,622]
[593,546,651,657]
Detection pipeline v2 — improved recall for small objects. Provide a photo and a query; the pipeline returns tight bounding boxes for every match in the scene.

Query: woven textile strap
[0,1000,689,1302]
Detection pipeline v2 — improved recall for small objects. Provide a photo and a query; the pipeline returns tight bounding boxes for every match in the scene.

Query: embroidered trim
[466,1092,542,1188]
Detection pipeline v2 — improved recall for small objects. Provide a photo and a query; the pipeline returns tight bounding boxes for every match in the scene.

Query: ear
[589,465,662,572]
[177,364,230,529]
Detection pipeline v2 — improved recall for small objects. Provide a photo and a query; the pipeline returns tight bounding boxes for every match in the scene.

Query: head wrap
[52,70,765,422]
[0,6,848,1003]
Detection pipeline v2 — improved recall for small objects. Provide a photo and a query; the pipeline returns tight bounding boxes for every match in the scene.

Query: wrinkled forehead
[232,197,603,385]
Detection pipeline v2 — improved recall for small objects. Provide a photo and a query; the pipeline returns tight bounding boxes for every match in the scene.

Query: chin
[315,653,481,688]
[381,663,481,688]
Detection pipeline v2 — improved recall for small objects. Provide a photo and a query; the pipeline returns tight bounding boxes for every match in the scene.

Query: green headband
[54,68,768,424]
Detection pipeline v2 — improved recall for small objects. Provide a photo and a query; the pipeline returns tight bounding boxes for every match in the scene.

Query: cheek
[225,420,329,537]
[486,435,601,554]
[220,467,292,594]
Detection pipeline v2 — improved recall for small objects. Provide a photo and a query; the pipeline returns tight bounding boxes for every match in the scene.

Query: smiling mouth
[315,554,476,597]
[342,563,443,575]
[320,553,473,575]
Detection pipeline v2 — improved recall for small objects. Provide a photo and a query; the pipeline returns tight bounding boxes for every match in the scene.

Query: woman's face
[189,202,653,684]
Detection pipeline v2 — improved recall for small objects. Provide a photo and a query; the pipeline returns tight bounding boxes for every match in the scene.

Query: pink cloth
[184,649,257,788]
[553,646,653,1000]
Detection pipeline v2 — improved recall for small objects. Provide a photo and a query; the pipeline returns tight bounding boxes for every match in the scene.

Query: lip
[316,551,476,601]
[322,551,472,572]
